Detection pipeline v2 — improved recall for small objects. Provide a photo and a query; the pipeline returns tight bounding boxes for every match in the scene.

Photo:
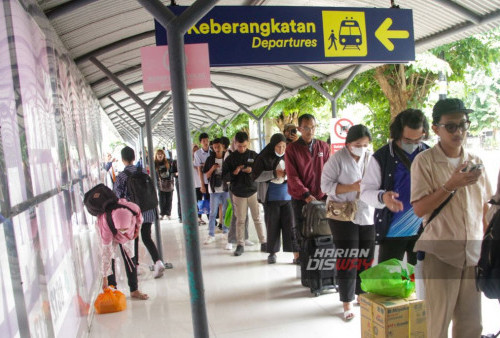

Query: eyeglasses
[300,126,316,133]
[401,136,424,144]
[435,121,470,133]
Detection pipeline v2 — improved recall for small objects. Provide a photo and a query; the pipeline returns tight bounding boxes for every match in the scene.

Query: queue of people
[100,98,495,336]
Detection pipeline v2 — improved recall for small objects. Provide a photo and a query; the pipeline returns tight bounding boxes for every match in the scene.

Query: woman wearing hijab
[253,133,298,264]
[320,124,375,321]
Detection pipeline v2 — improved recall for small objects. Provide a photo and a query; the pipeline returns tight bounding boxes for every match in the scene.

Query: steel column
[137,1,216,337]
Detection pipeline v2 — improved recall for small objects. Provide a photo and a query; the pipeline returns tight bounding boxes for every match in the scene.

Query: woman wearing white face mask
[320,124,375,321]
[253,133,298,264]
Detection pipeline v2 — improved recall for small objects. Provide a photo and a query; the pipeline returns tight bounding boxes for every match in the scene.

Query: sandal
[343,309,355,321]
[130,290,149,300]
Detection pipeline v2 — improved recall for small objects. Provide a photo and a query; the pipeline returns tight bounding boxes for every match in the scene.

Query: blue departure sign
[155,6,414,66]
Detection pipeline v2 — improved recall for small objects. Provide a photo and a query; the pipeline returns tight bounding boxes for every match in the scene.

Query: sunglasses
[435,120,470,133]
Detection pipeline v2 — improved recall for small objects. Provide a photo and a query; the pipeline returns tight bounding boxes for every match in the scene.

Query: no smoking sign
[330,117,354,154]
[334,118,353,139]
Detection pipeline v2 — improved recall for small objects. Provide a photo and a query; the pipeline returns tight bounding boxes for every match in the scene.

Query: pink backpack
[97,199,143,245]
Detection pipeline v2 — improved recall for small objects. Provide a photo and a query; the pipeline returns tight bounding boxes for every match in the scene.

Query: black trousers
[378,235,419,265]
[291,199,307,251]
[175,178,181,220]
[108,244,138,292]
[134,222,160,264]
[159,190,173,216]
[264,200,298,254]
[329,220,375,303]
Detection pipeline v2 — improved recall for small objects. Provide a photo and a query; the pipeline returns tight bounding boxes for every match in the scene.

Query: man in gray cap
[410,98,492,338]
[283,123,299,144]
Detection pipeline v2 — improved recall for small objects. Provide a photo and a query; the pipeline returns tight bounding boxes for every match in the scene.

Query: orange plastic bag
[94,287,127,314]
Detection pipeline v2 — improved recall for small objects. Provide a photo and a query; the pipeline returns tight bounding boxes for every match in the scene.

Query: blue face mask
[401,142,420,154]
[275,151,284,157]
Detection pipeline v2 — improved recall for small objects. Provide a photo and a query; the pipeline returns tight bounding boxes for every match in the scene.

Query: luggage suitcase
[301,200,331,238]
[300,235,338,297]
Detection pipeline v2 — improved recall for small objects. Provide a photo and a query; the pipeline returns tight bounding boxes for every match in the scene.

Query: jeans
[209,191,229,236]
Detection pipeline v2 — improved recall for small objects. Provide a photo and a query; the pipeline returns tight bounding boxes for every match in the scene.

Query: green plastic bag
[360,258,415,298]
[224,199,232,227]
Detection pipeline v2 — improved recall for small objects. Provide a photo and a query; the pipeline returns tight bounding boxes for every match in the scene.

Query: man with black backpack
[115,146,170,279]
[410,99,493,338]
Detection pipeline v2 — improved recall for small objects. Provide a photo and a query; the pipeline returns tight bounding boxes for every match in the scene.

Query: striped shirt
[114,165,157,223]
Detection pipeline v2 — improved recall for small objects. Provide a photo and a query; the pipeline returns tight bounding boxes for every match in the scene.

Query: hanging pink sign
[141,43,211,91]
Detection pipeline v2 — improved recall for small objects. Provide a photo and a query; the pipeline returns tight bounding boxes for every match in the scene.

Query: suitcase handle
[314,235,333,246]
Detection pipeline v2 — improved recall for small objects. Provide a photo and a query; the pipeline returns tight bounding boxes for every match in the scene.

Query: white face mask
[401,142,420,154]
[275,151,285,157]
[349,145,367,157]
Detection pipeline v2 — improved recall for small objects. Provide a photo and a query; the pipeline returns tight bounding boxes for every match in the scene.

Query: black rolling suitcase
[300,201,338,297]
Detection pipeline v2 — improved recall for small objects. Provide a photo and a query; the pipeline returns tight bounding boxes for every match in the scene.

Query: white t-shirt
[270,159,286,184]
[211,158,224,193]
[194,148,210,184]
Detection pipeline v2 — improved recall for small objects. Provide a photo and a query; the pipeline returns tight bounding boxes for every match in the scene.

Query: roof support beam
[108,96,142,126]
[90,56,148,110]
[152,99,172,128]
[211,81,259,120]
[330,65,361,118]
[90,65,142,87]
[290,65,336,102]
[75,31,155,65]
[190,101,223,128]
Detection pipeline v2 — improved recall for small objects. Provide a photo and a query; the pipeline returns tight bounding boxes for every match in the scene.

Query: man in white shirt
[194,133,211,222]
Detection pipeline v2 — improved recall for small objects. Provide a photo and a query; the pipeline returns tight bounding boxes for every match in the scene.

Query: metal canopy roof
[39,0,500,144]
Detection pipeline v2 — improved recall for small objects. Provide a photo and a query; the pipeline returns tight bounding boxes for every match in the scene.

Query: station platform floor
[89,212,500,338]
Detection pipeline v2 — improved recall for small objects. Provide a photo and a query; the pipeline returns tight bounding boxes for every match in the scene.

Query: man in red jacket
[285,114,330,263]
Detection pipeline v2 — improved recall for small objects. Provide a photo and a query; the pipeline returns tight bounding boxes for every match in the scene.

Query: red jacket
[285,138,330,200]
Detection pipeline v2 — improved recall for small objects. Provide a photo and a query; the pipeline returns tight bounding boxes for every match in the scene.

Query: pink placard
[141,44,211,91]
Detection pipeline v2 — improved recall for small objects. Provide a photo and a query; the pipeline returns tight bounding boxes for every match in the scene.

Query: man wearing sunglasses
[410,98,493,338]
[361,109,430,265]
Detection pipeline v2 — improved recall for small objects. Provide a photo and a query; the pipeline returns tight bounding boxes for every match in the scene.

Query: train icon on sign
[322,11,367,57]
[339,18,363,50]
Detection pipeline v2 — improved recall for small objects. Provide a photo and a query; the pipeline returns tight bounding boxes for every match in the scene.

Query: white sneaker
[245,240,255,246]
[204,236,215,244]
[153,260,165,279]
[225,243,233,250]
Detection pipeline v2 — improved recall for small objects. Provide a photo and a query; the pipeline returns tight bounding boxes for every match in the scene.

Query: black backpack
[301,201,331,238]
[125,167,158,211]
[84,184,138,235]
[476,201,500,299]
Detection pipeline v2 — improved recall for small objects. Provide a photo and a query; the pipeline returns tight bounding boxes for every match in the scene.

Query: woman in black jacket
[253,133,298,264]
[154,149,174,220]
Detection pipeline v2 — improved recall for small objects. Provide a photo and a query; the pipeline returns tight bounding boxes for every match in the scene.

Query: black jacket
[222,149,258,198]
[372,141,429,243]
[203,153,228,193]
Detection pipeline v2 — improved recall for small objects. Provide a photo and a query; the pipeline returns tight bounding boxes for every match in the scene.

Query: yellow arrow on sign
[375,18,409,51]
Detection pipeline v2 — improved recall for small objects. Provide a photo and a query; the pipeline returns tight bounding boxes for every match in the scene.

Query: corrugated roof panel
[37,0,500,137]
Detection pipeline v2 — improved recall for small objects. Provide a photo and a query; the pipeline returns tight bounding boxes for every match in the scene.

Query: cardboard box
[360,293,426,338]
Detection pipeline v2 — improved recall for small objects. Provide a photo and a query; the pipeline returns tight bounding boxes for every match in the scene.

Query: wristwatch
[378,191,386,204]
